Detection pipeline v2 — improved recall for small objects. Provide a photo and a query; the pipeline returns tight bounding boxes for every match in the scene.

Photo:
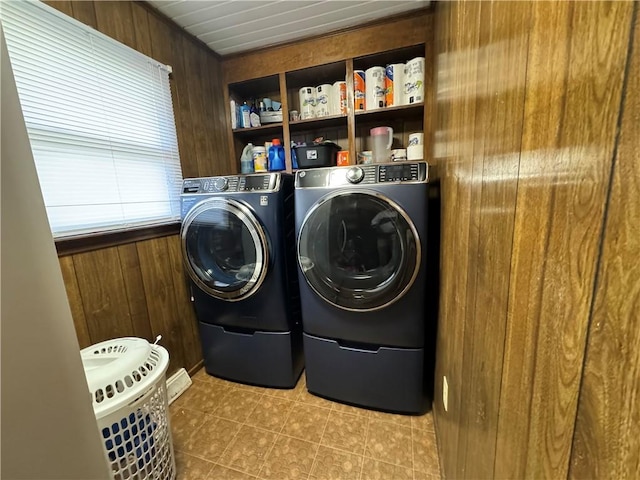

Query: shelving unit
[222,10,434,174]
[232,123,283,137]
[289,114,347,131]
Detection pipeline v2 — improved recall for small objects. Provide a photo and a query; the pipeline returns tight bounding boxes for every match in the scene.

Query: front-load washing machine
[294,162,436,413]
[181,173,303,388]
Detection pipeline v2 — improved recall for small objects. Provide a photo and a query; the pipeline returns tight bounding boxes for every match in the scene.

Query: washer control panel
[295,162,428,188]
[378,163,422,182]
[182,173,279,194]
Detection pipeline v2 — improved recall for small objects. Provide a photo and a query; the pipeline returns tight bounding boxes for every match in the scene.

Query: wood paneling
[166,235,201,371]
[43,1,73,16]
[223,11,433,84]
[183,39,213,177]
[58,256,91,348]
[94,2,136,50]
[570,9,640,479]
[459,2,530,478]
[501,3,632,478]
[45,0,233,376]
[70,1,97,29]
[55,223,179,256]
[131,3,153,58]
[206,52,233,176]
[434,1,636,479]
[148,13,198,179]
[58,233,200,376]
[137,237,185,375]
[434,2,527,477]
[117,243,153,341]
[432,1,482,477]
[73,247,134,343]
[422,14,435,159]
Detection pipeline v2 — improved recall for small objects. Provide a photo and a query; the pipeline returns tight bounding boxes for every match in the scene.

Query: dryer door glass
[298,191,420,311]
[181,198,269,300]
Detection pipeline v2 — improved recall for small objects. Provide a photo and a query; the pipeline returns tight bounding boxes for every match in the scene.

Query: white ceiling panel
[195,2,325,39]
[152,1,207,18]
[175,1,282,32]
[208,3,421,54]
[199,2,363,41]
[147,0,430,56]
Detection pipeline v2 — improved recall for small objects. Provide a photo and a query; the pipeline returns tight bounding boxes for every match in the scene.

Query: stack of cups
[407,132,424,160]
[365,66,386,111]
[299,86,315,120]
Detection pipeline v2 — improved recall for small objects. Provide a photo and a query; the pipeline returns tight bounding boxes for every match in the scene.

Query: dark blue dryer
[294,162,436,413]
[180,173,303,388]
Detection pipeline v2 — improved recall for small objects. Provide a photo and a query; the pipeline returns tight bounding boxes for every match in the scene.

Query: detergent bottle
[268,139,285,171]
[290,141,299,169]
[240,143,254,173]
[240,102,251,128]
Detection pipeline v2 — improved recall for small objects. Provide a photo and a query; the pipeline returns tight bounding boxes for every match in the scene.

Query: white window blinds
[1,0,183,238]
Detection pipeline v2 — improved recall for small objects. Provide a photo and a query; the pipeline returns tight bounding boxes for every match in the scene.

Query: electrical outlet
[443,375,449,412]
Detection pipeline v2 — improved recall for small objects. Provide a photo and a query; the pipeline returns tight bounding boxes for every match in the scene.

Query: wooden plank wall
[45,0,234,376]
[433,1,638,478]
[569,13,640,480]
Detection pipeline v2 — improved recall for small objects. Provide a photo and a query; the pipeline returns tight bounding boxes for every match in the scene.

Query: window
[1,0,183,238]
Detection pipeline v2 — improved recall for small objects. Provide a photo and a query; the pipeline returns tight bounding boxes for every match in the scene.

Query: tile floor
[170,368,441,480]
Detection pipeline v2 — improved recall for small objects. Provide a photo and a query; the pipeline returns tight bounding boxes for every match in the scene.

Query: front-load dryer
[294,162,436,413]
[181,173,303,388]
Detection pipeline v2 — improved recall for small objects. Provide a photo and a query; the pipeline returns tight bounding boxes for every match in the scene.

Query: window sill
[55,222,181,257]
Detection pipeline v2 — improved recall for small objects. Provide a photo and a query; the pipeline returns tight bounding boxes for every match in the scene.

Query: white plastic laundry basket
[81,337,175,480]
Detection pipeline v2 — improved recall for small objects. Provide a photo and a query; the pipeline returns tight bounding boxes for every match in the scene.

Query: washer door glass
[181,198,268,301]
[298,190,420,311]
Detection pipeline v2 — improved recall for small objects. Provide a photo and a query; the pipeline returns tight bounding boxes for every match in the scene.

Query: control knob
[213,177,228,191]
[346,167,365,184]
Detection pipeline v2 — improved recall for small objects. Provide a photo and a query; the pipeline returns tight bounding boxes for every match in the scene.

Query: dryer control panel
[182,173,280,194]
[295,162,428,188]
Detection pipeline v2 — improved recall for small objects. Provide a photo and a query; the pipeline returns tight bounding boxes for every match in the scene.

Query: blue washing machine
[180,173,303,388]
[294,162,437,413]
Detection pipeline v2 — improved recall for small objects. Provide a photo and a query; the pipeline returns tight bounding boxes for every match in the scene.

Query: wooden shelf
[353,45,426,71]
[232,123,283,137]
[224,32,429,172]
[229,75,280,101]
[286,62,346,90]
[289,114,348,133]
[355,103,424,123]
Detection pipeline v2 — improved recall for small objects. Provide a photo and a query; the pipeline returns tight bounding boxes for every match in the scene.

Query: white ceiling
[147,1,430,57]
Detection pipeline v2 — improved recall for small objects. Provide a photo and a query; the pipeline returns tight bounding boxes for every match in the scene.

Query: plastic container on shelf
[268,139,286,171]
[294,142,341,169]
[240,102,251,128]
[370,126,394,163]
[240,143,254,173]
[252,146,268,172]
[81,337,175,480]
[291,142,299,169]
